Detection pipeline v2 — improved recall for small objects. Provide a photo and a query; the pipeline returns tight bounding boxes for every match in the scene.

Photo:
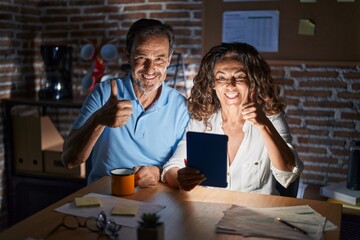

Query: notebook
[186,131,228,188]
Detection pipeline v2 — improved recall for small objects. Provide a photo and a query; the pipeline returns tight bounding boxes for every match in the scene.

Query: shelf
[1,96,86,227]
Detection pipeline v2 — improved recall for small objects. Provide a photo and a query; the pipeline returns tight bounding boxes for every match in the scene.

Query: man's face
[129,35,171,93]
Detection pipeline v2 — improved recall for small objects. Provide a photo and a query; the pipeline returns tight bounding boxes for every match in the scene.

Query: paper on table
[111,205,139,216]
[216,205,337,240]
[55,193,165,228]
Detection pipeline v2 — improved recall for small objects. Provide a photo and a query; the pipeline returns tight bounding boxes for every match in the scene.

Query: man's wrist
[155,165,161,181]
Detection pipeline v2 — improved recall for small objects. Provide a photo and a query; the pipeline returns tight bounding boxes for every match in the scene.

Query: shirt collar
[214,109,251,133]
[122,76,137,100]
[122,75,170,109]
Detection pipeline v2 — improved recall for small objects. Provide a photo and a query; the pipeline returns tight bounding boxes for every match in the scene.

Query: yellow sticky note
[111,205,139,216]
[298,19,315,36]
[75,197,101,208]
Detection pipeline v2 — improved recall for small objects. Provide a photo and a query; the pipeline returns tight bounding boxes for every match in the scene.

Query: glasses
[46,211,121,239]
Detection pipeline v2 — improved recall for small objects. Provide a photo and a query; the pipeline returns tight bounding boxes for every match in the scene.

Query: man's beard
[133,76,163,93]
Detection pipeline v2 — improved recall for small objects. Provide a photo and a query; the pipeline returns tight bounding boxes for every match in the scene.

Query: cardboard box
[26,116,43,172]
[43,143,86,179]
[12,115,64,173]
[12,114,86,178]
[12,115,28,172]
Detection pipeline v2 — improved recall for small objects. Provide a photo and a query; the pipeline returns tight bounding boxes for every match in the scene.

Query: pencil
[275,217,308,235]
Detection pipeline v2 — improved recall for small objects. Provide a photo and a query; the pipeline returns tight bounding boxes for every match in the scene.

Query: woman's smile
[224,91,240,99]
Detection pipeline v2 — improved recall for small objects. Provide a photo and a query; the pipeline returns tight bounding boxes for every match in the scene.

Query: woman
[161,42,303,195]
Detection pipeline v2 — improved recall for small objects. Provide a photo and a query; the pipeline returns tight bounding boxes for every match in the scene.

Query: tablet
[186,131,228,188]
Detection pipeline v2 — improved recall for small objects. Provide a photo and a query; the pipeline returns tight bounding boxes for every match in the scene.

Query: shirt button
[254,162,259,165]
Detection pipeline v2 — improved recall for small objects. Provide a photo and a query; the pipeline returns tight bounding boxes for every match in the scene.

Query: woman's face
[213,57,250,109]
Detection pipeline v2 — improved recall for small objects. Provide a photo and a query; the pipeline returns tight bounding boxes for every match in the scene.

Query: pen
[275,217,308,235]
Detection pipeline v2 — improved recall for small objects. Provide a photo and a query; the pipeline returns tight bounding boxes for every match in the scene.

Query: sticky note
[111,205,139,216]
[75,197,101,208]
[298,19,315,36]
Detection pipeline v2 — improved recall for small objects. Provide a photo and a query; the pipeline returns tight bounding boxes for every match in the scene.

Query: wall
[270,61,359,184]
[0,0,359,230]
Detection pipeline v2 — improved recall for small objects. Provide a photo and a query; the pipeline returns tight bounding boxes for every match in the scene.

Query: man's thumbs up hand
[97,80,133,128]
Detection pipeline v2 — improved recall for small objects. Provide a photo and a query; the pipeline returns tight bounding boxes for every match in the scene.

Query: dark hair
[188,42,285,128]
[126,18,175,55]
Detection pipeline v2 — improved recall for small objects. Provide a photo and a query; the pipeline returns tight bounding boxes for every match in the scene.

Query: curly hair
[188,42,285,128]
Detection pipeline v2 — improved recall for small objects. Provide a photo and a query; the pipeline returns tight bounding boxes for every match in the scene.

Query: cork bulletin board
[202,0,360,62]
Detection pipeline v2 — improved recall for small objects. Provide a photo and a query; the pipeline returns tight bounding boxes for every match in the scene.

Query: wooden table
[0,176,341,240]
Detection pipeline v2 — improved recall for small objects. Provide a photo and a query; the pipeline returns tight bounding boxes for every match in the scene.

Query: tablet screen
[186,131,228,188]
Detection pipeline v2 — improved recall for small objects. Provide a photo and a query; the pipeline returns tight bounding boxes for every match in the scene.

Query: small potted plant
[137,212,164,240]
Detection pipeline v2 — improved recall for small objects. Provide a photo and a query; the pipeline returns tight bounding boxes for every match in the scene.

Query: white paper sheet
[222,10,279,52]
[216,205,337,240]
[55,193,165,228]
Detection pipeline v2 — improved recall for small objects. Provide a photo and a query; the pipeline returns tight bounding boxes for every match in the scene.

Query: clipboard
[186,131,228,188]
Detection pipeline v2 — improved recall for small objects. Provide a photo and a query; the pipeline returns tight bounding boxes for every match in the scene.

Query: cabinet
[1,97,87,226]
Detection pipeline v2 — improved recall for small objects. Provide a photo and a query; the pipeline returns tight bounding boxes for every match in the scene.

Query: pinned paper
[111,205,139,216]
[298,19,315,36]
[75,197,101,208]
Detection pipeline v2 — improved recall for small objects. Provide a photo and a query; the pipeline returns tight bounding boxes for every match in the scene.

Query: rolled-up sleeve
[269,113,304,188]
[161,138,187,183]
[271,145,304,188]
[161,119,203,183]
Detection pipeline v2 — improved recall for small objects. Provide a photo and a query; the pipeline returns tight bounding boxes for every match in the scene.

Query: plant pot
[137,223,164,240]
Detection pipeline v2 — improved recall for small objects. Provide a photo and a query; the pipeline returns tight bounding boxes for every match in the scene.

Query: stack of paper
[320,181,360,205]
[327,198,360,211]
[55,193,165,228]
[216,205,337,240]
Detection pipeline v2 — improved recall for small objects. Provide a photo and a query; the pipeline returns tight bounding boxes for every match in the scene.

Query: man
[62,18,190,187]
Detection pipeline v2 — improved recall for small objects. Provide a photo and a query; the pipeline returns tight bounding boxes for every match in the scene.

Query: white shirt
[161,110,304,195]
